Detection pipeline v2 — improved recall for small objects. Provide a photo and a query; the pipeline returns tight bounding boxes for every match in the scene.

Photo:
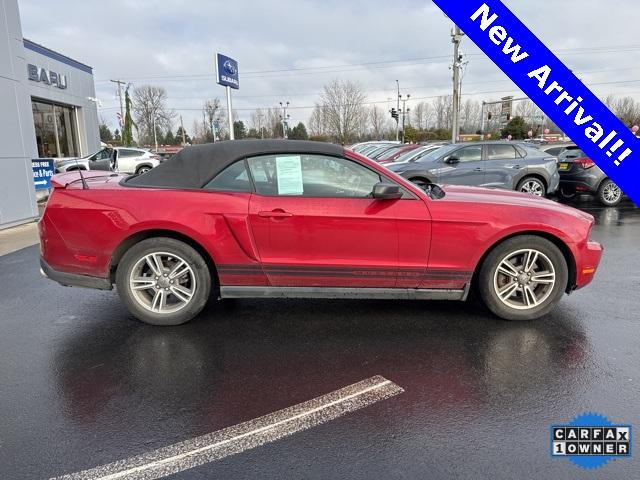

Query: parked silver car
[55,147,160,174]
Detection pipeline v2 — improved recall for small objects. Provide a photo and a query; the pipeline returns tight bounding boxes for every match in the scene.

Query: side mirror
[445,155,460,165]
[372,182,402,200]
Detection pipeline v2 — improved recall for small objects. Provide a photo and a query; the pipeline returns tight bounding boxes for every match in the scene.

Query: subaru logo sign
[216,53,239,89]
[223,60,237,75]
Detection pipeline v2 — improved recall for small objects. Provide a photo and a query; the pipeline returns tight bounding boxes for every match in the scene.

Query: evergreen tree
[164,129,175,145]
[99,124,113,142]
[233,120,247,139]
[175,126,191,145]
[501,116,528,139]
[289,122,309,140]
[122,86,136,146]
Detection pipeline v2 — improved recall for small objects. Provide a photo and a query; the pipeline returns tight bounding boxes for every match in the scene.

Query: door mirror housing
[445,155,460,165]
[372,182,402,200]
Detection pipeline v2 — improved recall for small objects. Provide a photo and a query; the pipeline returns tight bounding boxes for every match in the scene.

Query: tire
[136,165,152,175]
[597,179,622,206]
[115,237,212,325]
[516,177,546,197]
[557,187,576,201]
[478,235,568,321]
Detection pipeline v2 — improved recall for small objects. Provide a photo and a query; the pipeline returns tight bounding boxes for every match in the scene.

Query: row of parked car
[351,140,624,206]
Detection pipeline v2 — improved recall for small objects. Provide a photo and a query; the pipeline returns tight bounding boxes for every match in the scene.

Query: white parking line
[51,375,403,480]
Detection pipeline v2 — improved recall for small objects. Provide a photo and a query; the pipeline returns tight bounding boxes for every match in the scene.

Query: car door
[484,144,522,188]
[247,153,431,288]
[434,145,484,186]
[115,149,137,173]
[87,148,112,171]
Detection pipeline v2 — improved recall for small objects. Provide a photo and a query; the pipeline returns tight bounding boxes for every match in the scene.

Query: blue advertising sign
[431,0,640,205]
[32,159,55,190]
[216,53,239,89]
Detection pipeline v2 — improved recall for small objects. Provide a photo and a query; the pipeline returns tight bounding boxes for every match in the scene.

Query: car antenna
[73,156,89,189]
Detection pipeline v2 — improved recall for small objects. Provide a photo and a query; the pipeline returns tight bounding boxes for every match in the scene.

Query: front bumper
[573,241,604,290]
[40,257,112,290]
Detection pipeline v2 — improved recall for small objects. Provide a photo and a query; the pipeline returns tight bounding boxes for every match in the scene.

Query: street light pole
[279,101,290,139]
[399,94,411,143]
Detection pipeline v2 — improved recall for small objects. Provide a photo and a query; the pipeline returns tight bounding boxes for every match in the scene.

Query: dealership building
[1,0,100,229]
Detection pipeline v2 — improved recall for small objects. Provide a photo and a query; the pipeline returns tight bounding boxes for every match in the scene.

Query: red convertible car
[39,140,602,325]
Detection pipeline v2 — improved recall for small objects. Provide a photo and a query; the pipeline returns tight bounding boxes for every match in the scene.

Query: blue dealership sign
[216,53,239,89]
[32,159,55,190]
[431,0,640,205]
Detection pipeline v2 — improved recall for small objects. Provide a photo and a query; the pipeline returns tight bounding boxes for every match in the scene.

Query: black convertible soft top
[123,139,344,189]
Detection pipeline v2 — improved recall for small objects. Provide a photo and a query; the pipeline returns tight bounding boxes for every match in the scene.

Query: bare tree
[202,99,225,141]
[369,105,388,139]
[412,101,433,131]
[432,95,453,130]
[614,96,640,127]
[460,99,481,133]
[316,79,366,144]
[133,85,175,146]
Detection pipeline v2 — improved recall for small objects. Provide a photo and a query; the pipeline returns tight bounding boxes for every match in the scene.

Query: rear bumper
[40,257,112,290]
[573,241,603,290]
[558,170,602,193]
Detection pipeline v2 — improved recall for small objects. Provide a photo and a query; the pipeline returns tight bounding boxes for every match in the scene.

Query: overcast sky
[17,0,640,132]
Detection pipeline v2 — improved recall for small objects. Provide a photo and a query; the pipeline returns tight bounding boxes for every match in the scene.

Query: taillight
[574,157,595,169]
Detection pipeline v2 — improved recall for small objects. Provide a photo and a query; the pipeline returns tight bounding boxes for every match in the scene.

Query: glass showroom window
[32,99,79,158]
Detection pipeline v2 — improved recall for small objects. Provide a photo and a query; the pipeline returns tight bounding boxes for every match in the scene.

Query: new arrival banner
[432,0,640,205]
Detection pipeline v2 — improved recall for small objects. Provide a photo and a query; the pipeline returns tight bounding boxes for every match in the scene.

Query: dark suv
[556,145,623,206]
[387,141,559,197]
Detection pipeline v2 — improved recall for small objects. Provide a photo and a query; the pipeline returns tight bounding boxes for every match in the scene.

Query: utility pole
[395,80,400,141]
[279,101,290,139]
[451,26,464,144]
[180,115,186,145]
[110,79,126,129]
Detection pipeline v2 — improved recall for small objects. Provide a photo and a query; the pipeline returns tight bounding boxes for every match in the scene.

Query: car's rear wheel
[516,177,546,197]
[136,165,152,174]
[478,236,568,321]
[557,187,576,201]
[597,179,622,206]
[116,237,211,325]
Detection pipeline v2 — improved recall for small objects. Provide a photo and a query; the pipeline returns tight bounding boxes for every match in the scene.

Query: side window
[247,154,381,198]
[90,149,110,161]
[451,146,482,162]
[487,144,517,160]
[119,149,139,157]
[203,160,251,192]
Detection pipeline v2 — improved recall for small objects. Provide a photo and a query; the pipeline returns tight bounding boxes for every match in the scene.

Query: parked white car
[55,147,161,174]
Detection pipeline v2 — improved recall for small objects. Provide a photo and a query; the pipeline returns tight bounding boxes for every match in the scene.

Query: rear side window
[544,146,563,156]
[487,144,517,160]
[559,148,585,160]
[119,149,141,157]
[204,160,251,192]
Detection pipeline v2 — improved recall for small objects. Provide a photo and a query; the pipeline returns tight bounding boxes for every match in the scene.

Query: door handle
[258,209,293,218]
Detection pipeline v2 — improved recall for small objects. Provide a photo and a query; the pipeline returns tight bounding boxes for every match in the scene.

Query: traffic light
[506,113,511,121]
[390,108,398,120]
[487,112,492,120]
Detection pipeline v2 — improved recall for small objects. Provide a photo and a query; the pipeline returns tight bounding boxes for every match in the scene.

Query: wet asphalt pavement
[0,198,638,479]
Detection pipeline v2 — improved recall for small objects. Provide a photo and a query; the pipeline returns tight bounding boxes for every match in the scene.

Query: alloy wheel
[129,252,196,314]
[519,179,544,196]
[493,248,556,310]
[602,182,622,204]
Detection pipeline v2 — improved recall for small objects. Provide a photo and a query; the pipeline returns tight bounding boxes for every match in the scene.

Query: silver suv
[55,147,161,175]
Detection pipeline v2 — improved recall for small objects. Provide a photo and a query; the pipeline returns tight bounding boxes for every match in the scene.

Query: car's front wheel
[516,177,546,197]
[116,237,212,325]
[597,179,622,206]
[478,236,568,321]
[136,165,152,175]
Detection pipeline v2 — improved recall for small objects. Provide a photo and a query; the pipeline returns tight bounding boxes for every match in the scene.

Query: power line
[94,44,640,84]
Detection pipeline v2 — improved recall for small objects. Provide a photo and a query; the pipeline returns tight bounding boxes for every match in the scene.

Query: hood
[439,185,594,222]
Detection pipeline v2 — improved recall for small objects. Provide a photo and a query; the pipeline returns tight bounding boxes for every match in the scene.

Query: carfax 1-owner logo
[551,413,632,469]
